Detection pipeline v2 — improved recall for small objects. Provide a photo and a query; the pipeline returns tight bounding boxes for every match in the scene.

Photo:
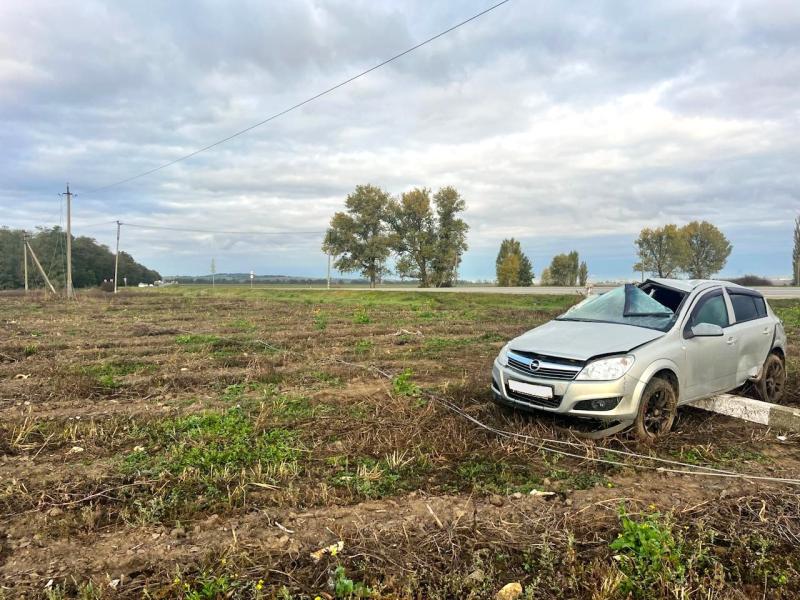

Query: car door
[682,289,738,400]
[725,290,774,384]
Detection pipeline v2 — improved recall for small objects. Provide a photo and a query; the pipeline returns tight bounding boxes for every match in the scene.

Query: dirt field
[1,287,799,599]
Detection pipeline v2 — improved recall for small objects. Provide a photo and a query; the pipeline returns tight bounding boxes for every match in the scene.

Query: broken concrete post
[690,394,800,433]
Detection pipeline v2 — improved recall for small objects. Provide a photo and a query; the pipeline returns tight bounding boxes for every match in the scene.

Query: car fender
[631,358,682,406]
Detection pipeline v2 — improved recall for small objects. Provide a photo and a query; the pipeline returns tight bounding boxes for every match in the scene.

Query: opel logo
[529,359,540,371]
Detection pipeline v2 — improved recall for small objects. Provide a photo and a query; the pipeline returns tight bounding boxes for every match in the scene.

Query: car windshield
[556,284,678,331]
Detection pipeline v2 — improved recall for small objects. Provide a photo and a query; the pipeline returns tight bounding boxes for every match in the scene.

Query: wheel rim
[642,387,675,437]
[764,360,785,402]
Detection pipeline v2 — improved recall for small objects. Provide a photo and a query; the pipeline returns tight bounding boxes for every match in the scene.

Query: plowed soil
[1,287,799,599]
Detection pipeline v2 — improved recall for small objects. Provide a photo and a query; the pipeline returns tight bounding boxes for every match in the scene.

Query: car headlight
[576,355,635,381]
[497,343,510,366]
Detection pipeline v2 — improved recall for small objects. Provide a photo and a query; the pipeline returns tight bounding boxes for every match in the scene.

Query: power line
[84,0,513,194]
[77,220,119,229]
[122,222,324,236]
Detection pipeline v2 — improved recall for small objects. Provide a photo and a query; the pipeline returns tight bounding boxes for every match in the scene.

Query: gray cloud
[1,0,798,280]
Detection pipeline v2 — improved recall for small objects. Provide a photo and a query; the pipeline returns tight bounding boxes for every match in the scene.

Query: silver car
[491,279,787,439]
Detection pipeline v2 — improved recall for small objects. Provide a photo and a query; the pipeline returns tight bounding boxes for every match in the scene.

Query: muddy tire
[633,377,677,441]
[756,353,786,404]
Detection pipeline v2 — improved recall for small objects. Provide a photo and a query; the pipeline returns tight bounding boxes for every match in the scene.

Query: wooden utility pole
[22,235,29,294]
[26,241,57,295]
[63,184,75,299]
[114,220,121,294]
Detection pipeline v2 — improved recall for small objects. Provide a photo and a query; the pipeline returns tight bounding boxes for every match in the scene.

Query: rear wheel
[633,377,677,441]
[757,353,786,404]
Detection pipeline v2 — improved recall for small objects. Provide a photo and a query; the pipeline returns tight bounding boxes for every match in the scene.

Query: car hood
[509,320,664,362]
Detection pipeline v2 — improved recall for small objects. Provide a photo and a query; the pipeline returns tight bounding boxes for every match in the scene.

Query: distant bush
[728,275,772,286]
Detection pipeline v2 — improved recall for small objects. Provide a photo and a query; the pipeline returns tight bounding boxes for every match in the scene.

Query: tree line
[495,239,588,287]
[0,226,161,290]
[634,221,732,279]
[323,184,468,287]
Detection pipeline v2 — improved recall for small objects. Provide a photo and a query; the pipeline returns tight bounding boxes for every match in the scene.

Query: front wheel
[756,353,786,404]
[633,377,677,441]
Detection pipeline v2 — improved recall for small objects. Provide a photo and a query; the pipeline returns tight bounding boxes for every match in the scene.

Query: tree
[578,261,588,286]
[793,215,799,286]
[539,267,552,286]
[497,253,521,286]
[387,188,437,287]
[0,226,159,289]
[495,238,533,286]
[548,251,581,286]
[634,224,687,278]
[323,184,393,288]
[679,221,732,279]
[430,187,469,287]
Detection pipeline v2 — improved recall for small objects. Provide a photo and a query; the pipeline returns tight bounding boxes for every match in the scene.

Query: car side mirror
[687,322,724,338]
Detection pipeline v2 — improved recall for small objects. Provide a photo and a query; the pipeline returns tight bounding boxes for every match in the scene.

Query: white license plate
[508,380,553,399]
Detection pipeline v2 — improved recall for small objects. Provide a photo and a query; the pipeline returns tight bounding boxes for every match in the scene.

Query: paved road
[333,285,800,299]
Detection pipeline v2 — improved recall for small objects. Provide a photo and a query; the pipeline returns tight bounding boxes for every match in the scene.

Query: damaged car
[491,279,787,440]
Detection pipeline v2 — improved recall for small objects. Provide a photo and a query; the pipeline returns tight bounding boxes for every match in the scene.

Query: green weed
[609,508,686,597]
[353,308,371,324]
[392,368,420,396]
[354,339,373,354]
[313,312,328,330]
[333,565,372,599]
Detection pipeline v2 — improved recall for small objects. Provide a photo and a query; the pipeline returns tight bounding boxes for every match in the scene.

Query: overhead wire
[121,222,324,236]
[82,0,513,194]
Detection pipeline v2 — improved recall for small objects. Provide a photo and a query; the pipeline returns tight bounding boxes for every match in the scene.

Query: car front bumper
[491,359,640,421]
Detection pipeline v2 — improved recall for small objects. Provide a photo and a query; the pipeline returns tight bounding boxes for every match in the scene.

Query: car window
[557,284,677,331]
[754,296,767,318]
[729,293,762,322]
[691,292,729,328]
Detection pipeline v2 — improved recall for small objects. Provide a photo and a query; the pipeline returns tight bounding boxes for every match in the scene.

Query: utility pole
[327,253,331,289]
[62,184,75,299]
[114,221,121,294]
[22,235,29,294]
[26,241,57,295]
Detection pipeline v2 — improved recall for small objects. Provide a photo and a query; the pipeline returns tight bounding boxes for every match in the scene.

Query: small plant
[352,308,371,324]
[313,312,328,330]
[24,344,38,356]
[333,565,372,599]
[392,368,420,397]
[222,383,247,402]
[609,507,685,597]
[354,339,373,354]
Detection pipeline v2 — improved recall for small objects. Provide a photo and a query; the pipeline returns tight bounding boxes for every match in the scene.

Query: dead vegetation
[0,288,799,599]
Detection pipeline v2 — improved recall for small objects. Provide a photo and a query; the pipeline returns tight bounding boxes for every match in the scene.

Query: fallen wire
[323,352,800,486]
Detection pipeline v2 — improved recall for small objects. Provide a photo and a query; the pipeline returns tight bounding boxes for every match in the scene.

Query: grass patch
[330,453,427,499]
[229,318,256,332]
[80,360,153,389]
[175,333,221,349]
[456,458,542,494]
[122,408,300,506]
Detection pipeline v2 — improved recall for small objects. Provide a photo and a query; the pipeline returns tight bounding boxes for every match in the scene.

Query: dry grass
[0,288,799,599]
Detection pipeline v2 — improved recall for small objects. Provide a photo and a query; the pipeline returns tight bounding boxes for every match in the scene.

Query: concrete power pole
[26,241,57,295]
[63,184,75,299]
[114,221,121,294]
[23,235,29,294]
[327,253,331,289]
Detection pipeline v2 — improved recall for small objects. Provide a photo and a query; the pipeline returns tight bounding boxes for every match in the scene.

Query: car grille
[507,350,583,381]
[504,381,562,409]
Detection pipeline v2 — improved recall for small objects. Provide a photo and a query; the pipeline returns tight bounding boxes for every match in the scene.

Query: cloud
[1,0,798,280]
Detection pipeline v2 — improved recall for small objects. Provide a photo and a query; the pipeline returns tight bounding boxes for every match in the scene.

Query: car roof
[645,278,757,295]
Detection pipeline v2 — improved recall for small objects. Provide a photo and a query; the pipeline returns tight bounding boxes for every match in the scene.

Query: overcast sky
[2,0,798,280]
